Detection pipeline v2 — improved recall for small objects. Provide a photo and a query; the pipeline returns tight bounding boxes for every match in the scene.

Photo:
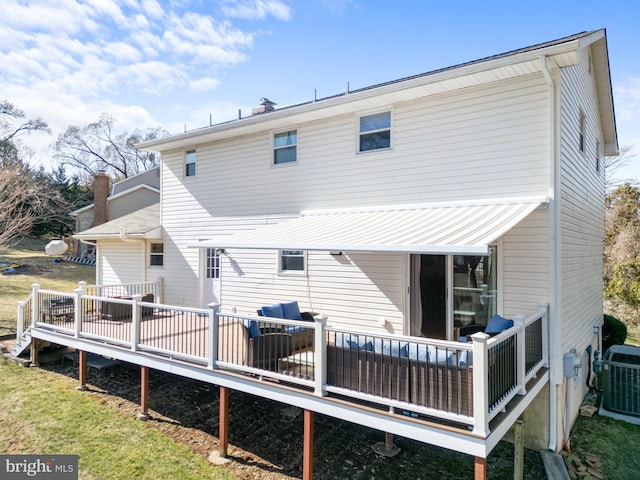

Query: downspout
[540,55,562,452]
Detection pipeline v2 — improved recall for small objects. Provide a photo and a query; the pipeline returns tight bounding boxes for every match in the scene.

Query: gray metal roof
[74,203,161,240]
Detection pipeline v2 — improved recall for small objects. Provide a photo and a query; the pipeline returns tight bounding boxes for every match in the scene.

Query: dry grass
[0,359,238,480]
[0,238,95,335]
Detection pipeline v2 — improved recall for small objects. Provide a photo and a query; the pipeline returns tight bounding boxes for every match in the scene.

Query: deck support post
[138,366,151,420]
[372,432,401,457]
[219,386,229,457]
[77,350,88,391]
[29,338,40,367]
[514,418,525,480]
[474,456,487,480]
[303,409,314,480]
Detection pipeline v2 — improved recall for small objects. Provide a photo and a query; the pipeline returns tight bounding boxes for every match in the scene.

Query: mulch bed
[43,359,546,480]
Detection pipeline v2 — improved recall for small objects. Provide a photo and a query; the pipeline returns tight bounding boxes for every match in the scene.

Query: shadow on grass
[42,359,546,480]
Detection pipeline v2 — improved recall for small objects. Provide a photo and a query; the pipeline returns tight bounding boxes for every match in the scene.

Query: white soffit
[195,199,545,255]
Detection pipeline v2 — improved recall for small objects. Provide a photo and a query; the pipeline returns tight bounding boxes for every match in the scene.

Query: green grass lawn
[0,239,95,335]
[0,360,237,480]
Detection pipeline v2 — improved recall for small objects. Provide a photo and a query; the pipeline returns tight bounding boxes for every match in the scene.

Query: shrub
[603,314,627,352]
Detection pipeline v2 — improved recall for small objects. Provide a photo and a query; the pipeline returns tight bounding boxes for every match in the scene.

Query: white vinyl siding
[222,249,406,333]
[501,209,550,316]
[158,73,552,316]
[161,75,549,221]
[98,241,144,285]
[558,50,606,356]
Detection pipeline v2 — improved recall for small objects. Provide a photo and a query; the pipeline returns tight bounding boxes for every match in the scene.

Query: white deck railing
[21,282,548,437]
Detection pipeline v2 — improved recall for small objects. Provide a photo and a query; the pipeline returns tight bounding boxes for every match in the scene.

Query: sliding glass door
[410,248,497,339]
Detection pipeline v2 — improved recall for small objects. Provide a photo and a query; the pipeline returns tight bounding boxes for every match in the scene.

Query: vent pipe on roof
[251,97,276,115]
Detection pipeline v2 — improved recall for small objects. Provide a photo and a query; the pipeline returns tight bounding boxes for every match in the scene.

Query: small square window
[359,111,391,152]
[185,149,196,177]
[274,130,297,164]
[279,250,306,274]
[150,243,164,266]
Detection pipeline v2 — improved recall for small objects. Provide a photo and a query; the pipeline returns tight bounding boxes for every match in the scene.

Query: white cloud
[0,0,292,170]
[221,0,293,20]
[189,77,221,92]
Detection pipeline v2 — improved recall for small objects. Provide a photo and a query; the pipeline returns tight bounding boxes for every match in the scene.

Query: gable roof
[71,184,160,216]
[138,30,616,155]
[73,203,161,240]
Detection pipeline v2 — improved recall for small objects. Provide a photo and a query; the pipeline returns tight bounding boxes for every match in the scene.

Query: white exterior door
[201,248,221,307]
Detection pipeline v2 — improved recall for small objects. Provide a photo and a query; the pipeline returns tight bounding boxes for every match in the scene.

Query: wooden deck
[19,287,550,477]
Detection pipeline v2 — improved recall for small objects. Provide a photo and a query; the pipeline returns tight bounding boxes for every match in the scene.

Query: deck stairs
[11,327,32,357]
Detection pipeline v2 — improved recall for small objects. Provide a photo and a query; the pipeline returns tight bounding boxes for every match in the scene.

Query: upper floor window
[359,111,391,152]
[185,149,196,177]
[150,243,164,266]
[278,250,306,274]
[274,130,297,164]
[579,111,586,153]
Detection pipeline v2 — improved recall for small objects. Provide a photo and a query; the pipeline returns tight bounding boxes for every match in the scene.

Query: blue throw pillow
[281,301,303,320]
[407,344,429,361]
[261,304,284,318]
[428,346,454,364]
[244,320,261,338]
[485,314,513,334]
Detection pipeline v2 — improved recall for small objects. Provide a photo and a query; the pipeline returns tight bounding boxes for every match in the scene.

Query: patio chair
[258,301,315,351]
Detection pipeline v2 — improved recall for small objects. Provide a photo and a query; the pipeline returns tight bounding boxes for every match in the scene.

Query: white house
[25,29,615,478]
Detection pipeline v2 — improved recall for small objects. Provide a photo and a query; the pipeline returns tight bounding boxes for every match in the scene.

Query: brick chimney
[91,170,109,227]
[251,97,276,115]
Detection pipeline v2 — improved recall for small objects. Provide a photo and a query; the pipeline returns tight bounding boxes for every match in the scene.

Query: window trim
[272,129,298,166]
[277,249,307,275]
[149,242,164,267]
[357,110,392,153]
[185,149,197,177]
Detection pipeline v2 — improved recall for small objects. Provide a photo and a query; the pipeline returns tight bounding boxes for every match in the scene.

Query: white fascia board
[108,184,160,202]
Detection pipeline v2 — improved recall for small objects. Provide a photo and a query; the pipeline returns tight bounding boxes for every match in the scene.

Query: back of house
[82,29,617,451]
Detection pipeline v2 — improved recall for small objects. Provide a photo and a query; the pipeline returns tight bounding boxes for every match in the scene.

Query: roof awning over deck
[193,198,546,255]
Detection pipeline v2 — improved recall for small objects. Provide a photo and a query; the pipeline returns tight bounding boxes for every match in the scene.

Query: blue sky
[2,0,639,181]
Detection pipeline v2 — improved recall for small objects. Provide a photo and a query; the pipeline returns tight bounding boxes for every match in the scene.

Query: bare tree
[54,114,168,181]
[604,145,637,191]
[0,162,40,246]
[1,100,51,160]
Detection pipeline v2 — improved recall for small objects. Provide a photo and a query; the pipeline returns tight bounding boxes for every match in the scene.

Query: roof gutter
[119,227,145,243]
[541,54,562,453]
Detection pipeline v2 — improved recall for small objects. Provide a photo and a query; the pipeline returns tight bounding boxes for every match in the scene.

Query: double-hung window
[279,250,306,274]
[359,111,391,152]
[185,149,196,177]
[274,130,297,164]
[150,243,164,266]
